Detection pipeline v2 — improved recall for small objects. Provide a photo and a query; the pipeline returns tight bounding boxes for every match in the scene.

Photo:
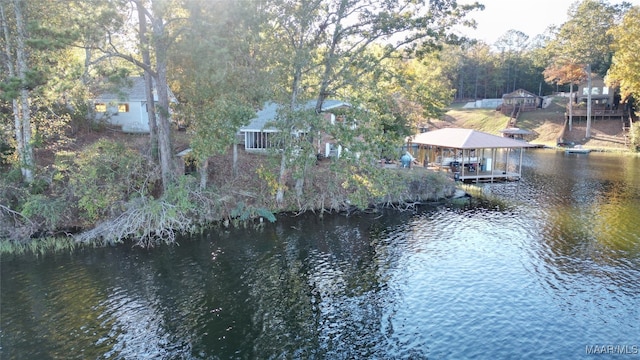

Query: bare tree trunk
[199,157,209,189]
[276,67,303,205]
[18,90,32,181]
[295,165,305,197]
[568,83,573,132]
[12,100,22,162]
[154,64,176,189]
[0,3,25,178]
[232,141,238,178]
[151,10,177,191]
[473,67,479,100]
[586,64,592,138]
[13,0,33,182]
[136,1,159,160]
[276,150,287,205]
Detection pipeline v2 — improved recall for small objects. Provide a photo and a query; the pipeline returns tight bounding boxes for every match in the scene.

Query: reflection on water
[1,150,639,359]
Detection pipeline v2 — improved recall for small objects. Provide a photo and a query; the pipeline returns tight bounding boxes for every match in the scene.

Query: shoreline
[1,166,457,256]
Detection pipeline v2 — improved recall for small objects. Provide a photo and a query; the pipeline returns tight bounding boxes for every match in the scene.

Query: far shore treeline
[1,0,639,252]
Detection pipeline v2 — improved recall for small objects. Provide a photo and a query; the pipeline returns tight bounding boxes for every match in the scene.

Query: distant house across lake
[576,74,617,108]
[500,89,541,116]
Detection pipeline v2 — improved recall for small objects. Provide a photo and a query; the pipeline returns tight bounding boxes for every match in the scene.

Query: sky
[456,0,640,45]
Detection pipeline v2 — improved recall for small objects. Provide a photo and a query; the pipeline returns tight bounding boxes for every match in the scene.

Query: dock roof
[409,128,535,149]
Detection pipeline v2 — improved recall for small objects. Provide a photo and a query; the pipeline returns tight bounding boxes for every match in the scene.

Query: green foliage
[546,0,621,76]
[607,7,640,102]
[256,164,280,196]
[163,175,199,214]
[0,78,23,101]
[334,157,451,211]
[174,0,264,173]
[20,194,67,230]
[72,173,276,247]
[188,97,256,161]
[70,139,156,223]
[53,150,75,178]
[341,166,386,209]
[0,236,79,257]
[27,177,49,195]
[0,136,14,167]
[230,202,276,224]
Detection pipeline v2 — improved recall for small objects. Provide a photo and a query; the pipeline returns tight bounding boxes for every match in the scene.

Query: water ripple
[2,151,639,359]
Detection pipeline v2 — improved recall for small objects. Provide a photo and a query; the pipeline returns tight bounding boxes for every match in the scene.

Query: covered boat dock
[407,128,536,182]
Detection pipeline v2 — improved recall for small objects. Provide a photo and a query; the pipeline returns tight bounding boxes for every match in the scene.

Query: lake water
[1,149,639,359]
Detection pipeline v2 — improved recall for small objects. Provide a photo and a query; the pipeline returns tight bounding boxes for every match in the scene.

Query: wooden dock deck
[454,169,521,182]
[386,162,522,183]
[430,165,521,182]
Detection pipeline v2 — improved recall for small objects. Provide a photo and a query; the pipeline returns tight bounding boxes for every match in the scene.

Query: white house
[238,99,351,157]
[92,77,178,133]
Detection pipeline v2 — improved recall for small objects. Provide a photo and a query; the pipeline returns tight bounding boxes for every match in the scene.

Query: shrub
[0,137,13,167]
[20,194,68,231]
[69,139,158,224]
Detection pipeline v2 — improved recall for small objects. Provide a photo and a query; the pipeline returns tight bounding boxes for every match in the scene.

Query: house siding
[93,77,177,134]
[95,101,149,133]
[239,100,350,153]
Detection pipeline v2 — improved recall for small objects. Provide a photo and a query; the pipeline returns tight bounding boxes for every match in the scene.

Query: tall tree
[136,0,159,161]
[260,0,482,204]
[141,0,178,190]
[545,0,622,138]
[606,6,640,105]
[173,0,264,188]
[0,0,33,182]
[543,60,586,131]
[86,0,184,191]
[0,0,78,182]
[495,30,530,94]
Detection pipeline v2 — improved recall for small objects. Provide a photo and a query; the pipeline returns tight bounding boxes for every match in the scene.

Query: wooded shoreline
[0,141,457,255]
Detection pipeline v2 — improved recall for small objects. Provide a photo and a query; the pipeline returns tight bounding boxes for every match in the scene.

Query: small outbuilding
[499,127,534,140]
[501,89,541,116]
[407,128,536,182]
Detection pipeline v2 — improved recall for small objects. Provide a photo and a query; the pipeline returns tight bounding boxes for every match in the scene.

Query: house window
[118,103,129,113]
[246,131,280,150]
[95,103,106,112]
[603,87,609,95]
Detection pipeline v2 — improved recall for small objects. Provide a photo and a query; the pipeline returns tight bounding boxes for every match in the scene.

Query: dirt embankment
[561,120,629,149]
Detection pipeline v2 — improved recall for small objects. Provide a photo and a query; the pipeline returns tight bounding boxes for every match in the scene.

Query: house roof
[94,76,177,103]
[499,127,534,135]
[502,88,538,99]
[408,128,535,149]
[240,99,350,132]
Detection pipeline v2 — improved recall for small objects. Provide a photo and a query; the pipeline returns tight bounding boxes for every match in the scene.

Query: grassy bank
[0,236,83,257]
